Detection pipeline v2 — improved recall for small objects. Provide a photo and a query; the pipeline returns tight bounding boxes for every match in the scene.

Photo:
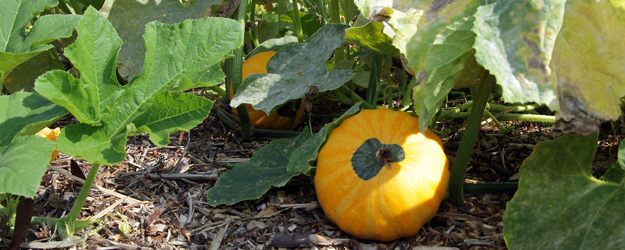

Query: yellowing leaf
[550,0,625,135]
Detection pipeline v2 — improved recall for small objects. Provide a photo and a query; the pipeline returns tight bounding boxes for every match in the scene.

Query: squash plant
[3,5,244,238]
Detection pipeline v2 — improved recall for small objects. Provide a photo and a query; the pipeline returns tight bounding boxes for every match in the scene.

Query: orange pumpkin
[229,51,305,130]
[315,108,449,241]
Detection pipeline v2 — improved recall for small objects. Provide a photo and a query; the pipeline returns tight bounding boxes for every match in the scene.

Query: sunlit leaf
[35,7,242,165]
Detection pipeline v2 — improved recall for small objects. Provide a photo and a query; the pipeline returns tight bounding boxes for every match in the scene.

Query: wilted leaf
[207,131,311,206]
[231,24,354,115]
[35,7,242,165]
[0,0,80,86]
[100,0,219,81]
[550,0,625,135]
[504,133,625,249]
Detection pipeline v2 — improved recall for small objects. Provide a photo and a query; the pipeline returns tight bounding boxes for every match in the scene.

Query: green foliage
[231,24,354,115]
[345,22,400,58]
[100,0,220,81]
[207,131,311,206]
[0,92,67,198]
[34,7,242,166]
[0,0,80,90]
[504,133,625,249]
[208,103,362,206]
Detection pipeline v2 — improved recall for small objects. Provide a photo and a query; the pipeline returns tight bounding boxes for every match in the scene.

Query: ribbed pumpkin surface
[315,108,449,241]
[229,51,305,130]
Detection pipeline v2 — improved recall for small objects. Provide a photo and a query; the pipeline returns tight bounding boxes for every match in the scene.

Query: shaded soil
[3,99,622,250]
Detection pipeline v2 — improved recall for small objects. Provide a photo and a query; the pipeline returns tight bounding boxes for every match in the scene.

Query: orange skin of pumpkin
[229,51,305,130]
[315,108,450,241]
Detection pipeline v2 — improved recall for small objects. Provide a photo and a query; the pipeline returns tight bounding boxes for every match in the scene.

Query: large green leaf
[230,24,355,115]
[413,16,480,131]
[0,92,68,152]
[0,0,80,85]
[100,0,219,81]
[35,7,242,166]
[207,131,311,206]
[0,92,67,198]
[504,133,625,249]
[0,135,55,198]
[353,0,481,76]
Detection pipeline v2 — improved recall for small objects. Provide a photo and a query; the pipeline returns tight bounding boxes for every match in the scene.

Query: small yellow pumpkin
[229,51,305,130]
[35,127,61,163]
[315,108,449,241]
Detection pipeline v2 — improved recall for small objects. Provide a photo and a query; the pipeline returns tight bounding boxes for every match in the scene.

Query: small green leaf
[504,133,625,249]
[100,0,220,81]
[207,131,312,206]
[0,135,56,198]
[231,24,355,115]
[287,102,362,173]
[0,92,68,152]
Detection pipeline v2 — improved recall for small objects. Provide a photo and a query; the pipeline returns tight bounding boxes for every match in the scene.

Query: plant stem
[339,84,370,109]
[277,0,285,33]
[316,0,328,24]
[66,163,99,223]
[366,53,383,108]
[329,0,344,61]
[69,0,83,14]
[58,0,72,14]
[248,3,260,48]
[291,0,304,43]
[208,85,225,97]
[232,0,253,140]
[448,72,495,206]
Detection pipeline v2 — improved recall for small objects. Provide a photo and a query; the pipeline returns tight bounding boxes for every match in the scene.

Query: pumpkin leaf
[100,0,219,81]
[0,92,68,152]
[35,7,242,166]
[3,49,65,93]
[206,130,312,206]
[246,36,298,59]
[345,22,400,58]
[1,0,80,87]
[599,142,625,184]
[230,24,355,115]
[287,102,363,173]
[0,92,67,198]
[0,135,55,198]
[353,0,482,76]
[413,16,478,131]
[279,10,323,37]
[503,133,625,249]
